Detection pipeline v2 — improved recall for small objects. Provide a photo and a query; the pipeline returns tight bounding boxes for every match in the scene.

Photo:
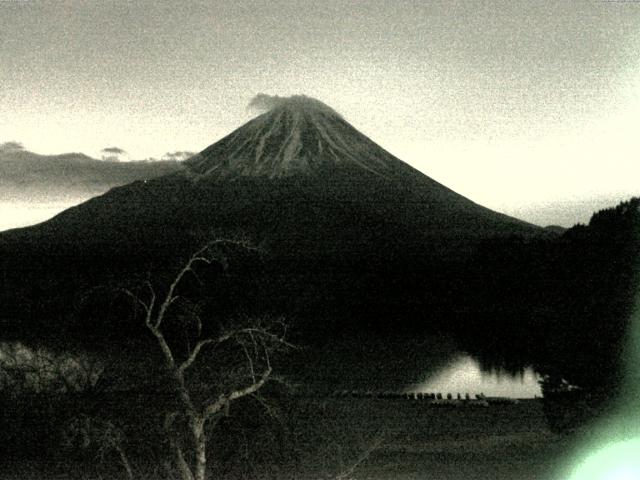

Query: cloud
[0,141,24,153]
[101,146,126,155]
[247,93,290,113]
[100,146,127,162]
[247,94,340,118]
[162,151,195,161]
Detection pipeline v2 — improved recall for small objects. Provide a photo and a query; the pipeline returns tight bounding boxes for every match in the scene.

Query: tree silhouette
[120,239,292,480]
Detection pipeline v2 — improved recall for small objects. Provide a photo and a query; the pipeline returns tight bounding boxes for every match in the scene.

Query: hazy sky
[1,0,639,226]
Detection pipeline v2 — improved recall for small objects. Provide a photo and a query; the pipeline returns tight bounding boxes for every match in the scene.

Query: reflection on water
[407,354,542,398]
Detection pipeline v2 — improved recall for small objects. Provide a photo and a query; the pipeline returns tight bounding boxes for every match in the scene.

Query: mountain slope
[187,96,397,178]
[0,149,183,203]
[14,96,535,245]
[0,149,184,231]
[0,96,544,344]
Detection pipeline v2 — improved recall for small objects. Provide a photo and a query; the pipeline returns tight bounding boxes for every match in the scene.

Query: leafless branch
[203,366,272,420]
[177,338,216,375]
[249,392,282,423]
[113,238,285,480]
[238,338,256,383]
[333,435,384,480]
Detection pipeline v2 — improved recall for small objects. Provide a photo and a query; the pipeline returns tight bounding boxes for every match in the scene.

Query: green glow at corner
[560,262,640,480]
[567,439,640,480]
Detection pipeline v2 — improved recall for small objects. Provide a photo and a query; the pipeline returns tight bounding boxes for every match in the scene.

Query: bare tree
[121,239,292,480]
[62,414,134,480]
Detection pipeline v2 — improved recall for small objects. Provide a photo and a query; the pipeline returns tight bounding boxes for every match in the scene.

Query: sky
[1,0,639,226]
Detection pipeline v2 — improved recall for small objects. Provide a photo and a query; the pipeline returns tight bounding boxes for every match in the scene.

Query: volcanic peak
[253,94,343,118]
[186,95,398,179]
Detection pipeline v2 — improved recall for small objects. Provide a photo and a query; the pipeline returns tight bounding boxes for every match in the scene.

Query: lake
[406,354,542,398]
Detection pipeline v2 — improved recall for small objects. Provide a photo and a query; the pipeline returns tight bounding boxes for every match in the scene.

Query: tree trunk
[171,438,195,480]
[193,420,208,480]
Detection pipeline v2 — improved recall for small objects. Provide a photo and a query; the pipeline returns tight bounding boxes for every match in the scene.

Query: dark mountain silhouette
[0,96,549,380]
[6,96,538,244]
[543,225,566,234]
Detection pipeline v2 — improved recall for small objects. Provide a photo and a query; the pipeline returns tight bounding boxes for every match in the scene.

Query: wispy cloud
[162,151,195,161]
[247,94,290,113]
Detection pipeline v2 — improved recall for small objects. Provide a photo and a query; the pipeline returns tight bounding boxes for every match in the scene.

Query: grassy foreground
[1,395,579,480]
[295,397,571,480]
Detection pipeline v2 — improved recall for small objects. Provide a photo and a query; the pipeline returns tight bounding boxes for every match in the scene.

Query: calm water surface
[407,354,542,398]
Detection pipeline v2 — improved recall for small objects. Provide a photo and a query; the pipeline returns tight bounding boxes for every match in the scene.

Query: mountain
[0,96,544,348]
[0,149,183,227]
[189,95,408,178]
[9,96,537,241]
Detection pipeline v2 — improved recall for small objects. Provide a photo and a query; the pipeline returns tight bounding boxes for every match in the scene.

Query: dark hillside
[0,149,182,204]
